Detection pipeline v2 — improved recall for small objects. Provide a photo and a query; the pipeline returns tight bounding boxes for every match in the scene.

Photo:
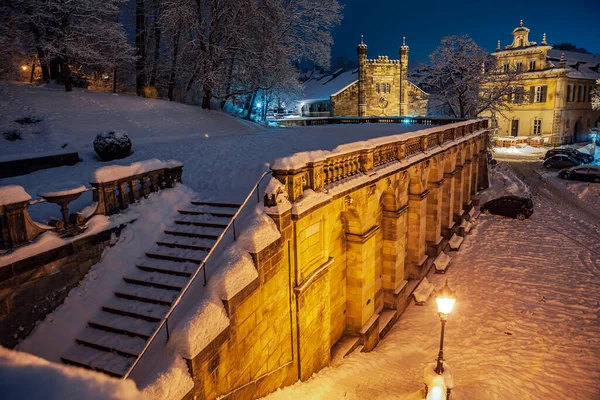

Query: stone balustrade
[0,159,183,250]
[271,119,488,202]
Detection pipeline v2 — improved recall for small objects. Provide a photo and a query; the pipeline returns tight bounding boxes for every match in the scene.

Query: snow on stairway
[413,277,435,305]
[62,344,134,378]
[448,234,464,251]
[61,200,240,378]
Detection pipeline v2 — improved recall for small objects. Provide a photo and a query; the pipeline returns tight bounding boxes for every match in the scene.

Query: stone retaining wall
[0,223,129,348]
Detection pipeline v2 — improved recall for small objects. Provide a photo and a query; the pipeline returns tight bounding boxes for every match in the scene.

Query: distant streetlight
[21,65,28,71]
[435,280,456,375]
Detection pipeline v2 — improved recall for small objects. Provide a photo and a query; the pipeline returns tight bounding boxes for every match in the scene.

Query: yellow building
[489,21,600,145]
[297,38,428,118]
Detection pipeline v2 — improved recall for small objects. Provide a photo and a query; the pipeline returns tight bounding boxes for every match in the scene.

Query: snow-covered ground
[263,160,600,400]
[0,83,426,222]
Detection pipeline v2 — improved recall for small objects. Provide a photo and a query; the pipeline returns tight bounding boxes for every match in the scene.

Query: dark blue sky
[331,0,600,65]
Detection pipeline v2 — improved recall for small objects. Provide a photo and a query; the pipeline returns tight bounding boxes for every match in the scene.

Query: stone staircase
[61,201,240,378]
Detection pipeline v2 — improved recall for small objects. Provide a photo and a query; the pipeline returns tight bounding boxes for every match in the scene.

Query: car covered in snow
[480,196,534,220]
[544,148,594,164]
[542,154,581,169]
[558,165,600,183]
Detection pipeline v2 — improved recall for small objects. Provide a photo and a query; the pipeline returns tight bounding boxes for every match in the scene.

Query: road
[264,160,600,400]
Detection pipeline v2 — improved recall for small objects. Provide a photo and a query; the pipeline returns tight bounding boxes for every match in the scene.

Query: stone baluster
[0,193,47,250]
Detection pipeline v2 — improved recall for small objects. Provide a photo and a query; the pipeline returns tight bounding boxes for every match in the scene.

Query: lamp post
[435,280,456,375]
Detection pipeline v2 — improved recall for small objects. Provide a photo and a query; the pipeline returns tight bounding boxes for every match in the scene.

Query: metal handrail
[122,170,273,379]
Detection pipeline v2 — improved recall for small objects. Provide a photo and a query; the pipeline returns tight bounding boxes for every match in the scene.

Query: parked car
[544,148,594,164]
[487,150,498,165]
[542,154,581,169]
[558,165,600,183]
[480,196,534,220]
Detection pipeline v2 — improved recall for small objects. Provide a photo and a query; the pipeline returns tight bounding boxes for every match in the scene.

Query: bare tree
[593,79,600,111]
[421,35,527,119]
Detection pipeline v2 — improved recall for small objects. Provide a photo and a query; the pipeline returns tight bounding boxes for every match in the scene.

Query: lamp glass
[436,296,456,315]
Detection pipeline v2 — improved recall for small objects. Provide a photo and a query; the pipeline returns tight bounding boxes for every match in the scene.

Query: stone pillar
[471,154,480,196]
[346,226,379,332]
[357,42,368,117]
[478,151,490,190]
[462,159,473,207]
[426,180,444,257]
[453,165,465,221]
[381,205,408,310]
[406,190,429,280]
[441,172,456,239]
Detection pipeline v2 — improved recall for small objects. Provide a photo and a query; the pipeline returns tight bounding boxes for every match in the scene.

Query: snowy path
[264,161,600,400]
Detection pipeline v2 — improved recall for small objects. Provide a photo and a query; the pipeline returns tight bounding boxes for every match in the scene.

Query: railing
[122,170,273,381]
[271,119,489,202]
[0,160,183,251]
[273,116,467,127]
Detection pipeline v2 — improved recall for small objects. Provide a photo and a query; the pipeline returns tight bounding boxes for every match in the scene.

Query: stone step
[103,296,170,322]
[156,235,215,252]
[191,200,241,209]
[115,283,179,306]
[76,327,147,358]
[89,311,157,339]
[123,269,188,291]
[146,245,208,264]
[413,277,435,305]
[330,335,361,366]
[448,234,464,251]
[62,344,133,378]
[179,204,238,218]
[164,225,222,240]
[136,258,195,278]
[174,214,230,229]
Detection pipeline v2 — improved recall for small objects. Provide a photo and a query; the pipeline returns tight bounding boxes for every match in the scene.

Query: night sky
[331,0,600,66]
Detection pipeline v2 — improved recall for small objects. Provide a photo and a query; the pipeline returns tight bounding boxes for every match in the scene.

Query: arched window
[386,83,391,93]
[376,83,380,93]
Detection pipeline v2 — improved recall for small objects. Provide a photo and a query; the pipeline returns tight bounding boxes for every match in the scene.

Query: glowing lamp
[435,280,456,316]
[434,280,456,375]
[427,385,445,400]
[21,65,28,71]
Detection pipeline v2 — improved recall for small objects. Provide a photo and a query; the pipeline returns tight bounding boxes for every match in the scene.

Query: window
[512,87,524,103]
[515,62,523,72]
[503,63,510,73]
[533,119,542,135]
[589,86,594,102]
[583,86,587,102]
[567,85,572,102]
[532,85,547,103]
[386,83,391,93]
[577,85,583,102]
[376,83,380,93]
[529,60,536,71]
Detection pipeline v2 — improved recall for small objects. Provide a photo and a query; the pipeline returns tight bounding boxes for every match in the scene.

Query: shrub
[93,130,132,161]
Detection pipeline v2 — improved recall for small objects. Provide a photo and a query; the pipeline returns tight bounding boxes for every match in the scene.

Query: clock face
[378,97,389,109]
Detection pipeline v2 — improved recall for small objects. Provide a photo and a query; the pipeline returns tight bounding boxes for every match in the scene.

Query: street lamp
[435,280,456,375]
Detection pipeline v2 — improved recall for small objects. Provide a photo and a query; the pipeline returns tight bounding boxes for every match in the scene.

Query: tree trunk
[135,0,147,96]
[245,91,257,120]
[167,29,181,102]
[201,84,211,109]
[36,48,49,82]
[149,0,161,88]
[112,68,118,93]
[62,60,72,92]
[220,57,236,110]
[50,58,61,82]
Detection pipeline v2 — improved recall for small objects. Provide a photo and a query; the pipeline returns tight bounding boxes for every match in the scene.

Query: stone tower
[399,37,409,116]
[357,36,368,117]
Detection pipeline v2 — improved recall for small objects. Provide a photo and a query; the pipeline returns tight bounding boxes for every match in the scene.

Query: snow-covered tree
[592,79,600,111]
[0,0,133,91]
[421,35,527,118]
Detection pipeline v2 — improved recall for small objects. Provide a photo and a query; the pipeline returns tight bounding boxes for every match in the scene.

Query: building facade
[488,21,600,145]
[297,39,428,118]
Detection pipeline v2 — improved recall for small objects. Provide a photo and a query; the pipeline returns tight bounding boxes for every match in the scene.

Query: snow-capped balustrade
[270,119,488,202]
[273,115,467,127]
[90,159,183,216]
[0,159,183,250]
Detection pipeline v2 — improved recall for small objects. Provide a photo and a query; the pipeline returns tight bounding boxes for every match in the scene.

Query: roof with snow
[547,49,600,80]
[299,69,360,102]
